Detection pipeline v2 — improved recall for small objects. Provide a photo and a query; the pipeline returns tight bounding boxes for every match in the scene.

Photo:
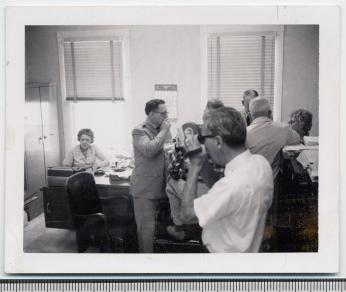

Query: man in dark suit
[241,89,259,126]
[130,99,171,253]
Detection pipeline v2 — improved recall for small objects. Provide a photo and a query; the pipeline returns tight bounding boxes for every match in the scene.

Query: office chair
[66,172,125,253]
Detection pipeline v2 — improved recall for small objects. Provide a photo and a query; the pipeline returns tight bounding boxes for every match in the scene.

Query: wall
[26,25,202,155]
[282,25,319,136]
[130,26,201,128]
[26,27,64,160]
[26,25,320,155]
[26,26,65,158]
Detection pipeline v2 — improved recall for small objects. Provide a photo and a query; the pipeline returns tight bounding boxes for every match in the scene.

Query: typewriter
[47,166,85,187]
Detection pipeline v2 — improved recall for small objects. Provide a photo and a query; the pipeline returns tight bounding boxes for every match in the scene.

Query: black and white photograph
[4,6,339,273]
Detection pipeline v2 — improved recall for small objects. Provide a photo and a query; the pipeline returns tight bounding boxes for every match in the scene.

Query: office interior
[24,25,319,253]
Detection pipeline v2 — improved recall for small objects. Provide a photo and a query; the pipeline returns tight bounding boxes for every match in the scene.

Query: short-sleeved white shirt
[194,150,273,253]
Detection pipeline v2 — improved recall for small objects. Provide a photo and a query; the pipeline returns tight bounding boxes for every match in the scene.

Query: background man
[180,107,273,252]
[246,97,301,224]
[241,89,259,125]
[246,97,301,182]
[130,99,171,253]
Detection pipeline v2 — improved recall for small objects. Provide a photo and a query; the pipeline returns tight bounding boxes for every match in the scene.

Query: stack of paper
[303,136,319,146]
[296,149,319,181]
[283,144,318,153]
[296,149,318,168]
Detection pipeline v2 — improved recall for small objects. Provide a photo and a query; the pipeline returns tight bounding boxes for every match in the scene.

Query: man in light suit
[130,99,171,253]
[246,97,300,224]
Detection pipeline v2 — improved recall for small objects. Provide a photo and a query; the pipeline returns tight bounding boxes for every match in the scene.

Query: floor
[24,213,77,253]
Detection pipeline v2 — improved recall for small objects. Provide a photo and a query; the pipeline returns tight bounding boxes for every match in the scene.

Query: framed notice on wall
[154,84,178,121]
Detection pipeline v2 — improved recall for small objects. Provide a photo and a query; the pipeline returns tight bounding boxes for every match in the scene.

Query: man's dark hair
[206,99,225,111]
[145,99,165,115]
[243,89,259,99]
[204,107,246,148]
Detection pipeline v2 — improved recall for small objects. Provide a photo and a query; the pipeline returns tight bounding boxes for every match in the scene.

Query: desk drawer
[42,184,132,230]
[97,184,130,197]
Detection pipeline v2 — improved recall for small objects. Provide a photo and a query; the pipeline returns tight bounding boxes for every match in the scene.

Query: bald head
[249,97,270,120]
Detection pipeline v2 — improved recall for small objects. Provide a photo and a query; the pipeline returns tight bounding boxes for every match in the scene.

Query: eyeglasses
[197,134,216,144]
[154,111,169,117]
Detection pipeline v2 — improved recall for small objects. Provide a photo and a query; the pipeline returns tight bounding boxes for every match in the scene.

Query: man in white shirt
[180,107,274,252]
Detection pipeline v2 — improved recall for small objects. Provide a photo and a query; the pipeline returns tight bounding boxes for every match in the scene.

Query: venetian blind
[63,40,124,101]
[208,33,275,110]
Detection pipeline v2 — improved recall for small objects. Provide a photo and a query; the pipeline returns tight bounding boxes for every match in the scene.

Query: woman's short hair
[145,99,165,115]
[204,107,247,148]
[77,128,94,143]
[290,109,313,134]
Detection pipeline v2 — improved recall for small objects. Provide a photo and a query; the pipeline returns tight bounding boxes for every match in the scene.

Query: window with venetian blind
[58,30,130,156]
[207,33,276,110]
[63,38,124,101]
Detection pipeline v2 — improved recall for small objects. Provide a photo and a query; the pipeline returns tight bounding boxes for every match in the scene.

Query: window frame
[57,29,130,103]
[57,29,132,158]
[200,25,284,122]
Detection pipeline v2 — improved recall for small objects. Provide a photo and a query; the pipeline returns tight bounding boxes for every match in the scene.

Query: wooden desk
[273,152,318,252]
[282,152,318,197]
[42,176,131,229]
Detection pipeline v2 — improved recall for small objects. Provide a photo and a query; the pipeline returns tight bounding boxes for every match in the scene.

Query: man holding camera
[180,107,274,252]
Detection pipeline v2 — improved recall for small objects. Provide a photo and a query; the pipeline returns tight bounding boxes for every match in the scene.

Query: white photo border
[4,5,340,274]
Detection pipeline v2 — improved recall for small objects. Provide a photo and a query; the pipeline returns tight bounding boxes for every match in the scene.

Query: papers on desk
[303,136,319,146]
[283,143,319,182]
[283,144,319,152]
[110,155,134,171]
[107,168,133,183]
[296,149,319,182]
[297,150,318,168]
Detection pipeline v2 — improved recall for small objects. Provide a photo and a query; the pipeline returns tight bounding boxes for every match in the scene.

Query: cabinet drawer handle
[46,202,51,214]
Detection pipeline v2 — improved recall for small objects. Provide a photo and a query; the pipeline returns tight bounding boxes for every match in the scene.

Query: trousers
[133,197,160,253]
[166,178,209,226]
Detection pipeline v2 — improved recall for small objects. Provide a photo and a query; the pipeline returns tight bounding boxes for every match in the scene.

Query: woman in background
[63,128,109,170]
[288,109,313,141]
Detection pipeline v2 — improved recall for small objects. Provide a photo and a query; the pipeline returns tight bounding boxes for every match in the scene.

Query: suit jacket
[130,119,167,199]
[246,116,300,180]
[240,108,252,126]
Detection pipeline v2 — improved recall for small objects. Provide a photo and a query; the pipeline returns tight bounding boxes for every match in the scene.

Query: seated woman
[288,109,313,141]
[63,128,109,170]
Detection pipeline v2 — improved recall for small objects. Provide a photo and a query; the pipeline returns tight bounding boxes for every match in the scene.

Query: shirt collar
[224,150,252,175]
[144,118,158,131]
[251,116,272,125]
